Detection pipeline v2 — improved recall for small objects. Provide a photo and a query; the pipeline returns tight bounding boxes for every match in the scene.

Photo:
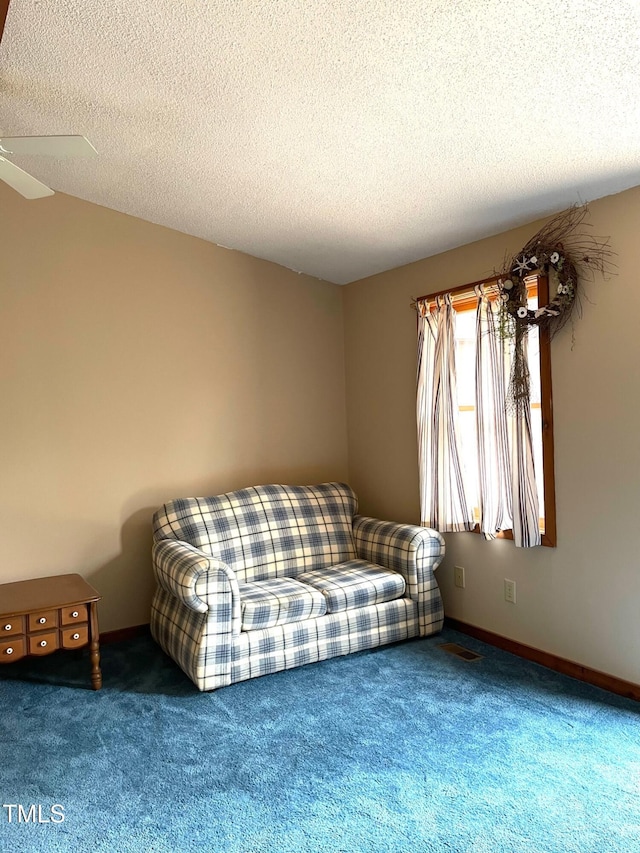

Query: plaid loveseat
[150,482,445,691]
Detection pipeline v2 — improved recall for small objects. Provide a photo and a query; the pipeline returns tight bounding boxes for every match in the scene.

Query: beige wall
[343,186,640,685]
[4,177,640,686]
[0,185,348,631]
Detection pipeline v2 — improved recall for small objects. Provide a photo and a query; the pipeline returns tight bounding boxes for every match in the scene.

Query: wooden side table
[0,573,102,689]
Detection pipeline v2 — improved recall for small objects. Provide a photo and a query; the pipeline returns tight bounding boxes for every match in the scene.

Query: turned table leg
[89,601,102,690]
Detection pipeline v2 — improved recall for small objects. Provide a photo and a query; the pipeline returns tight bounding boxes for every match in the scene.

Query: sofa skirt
[151,589,431,692]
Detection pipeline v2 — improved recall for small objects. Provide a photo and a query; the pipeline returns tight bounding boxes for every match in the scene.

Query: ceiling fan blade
[0,135,97,157]
[0,156,54,199]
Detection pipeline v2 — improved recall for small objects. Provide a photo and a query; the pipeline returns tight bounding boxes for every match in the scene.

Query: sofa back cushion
[153,482,358,583]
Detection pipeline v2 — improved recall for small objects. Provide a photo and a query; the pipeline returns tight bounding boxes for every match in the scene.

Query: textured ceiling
[1,1,639,284]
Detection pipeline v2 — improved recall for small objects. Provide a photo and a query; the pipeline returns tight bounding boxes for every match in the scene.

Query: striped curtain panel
[417,296,475,532]
[508,333,542,547]
[417,289,541,547]
[474,287,513,538]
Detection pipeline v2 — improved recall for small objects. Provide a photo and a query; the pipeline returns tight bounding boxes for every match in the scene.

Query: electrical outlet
[454,566,465,589]
[504,578,516,604]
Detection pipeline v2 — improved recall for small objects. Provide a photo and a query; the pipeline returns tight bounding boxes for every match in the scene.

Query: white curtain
[508,331,541,547]
[417,295,475,533]
[474,286,513,538]
[417,289,541,547]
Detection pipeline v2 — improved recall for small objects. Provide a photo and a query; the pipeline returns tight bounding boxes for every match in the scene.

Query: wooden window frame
[417,274,557,547]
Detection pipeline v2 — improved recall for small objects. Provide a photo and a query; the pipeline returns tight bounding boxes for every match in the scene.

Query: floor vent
[438,642,483,662]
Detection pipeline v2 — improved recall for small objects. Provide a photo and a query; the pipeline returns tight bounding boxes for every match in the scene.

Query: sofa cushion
[153,482,358,583]
[238,577,327,631]
[297,560,406,613]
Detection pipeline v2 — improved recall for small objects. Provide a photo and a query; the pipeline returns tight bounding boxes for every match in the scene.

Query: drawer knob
[72,633,80,640]
[72,611,79,618]
[38,617,47,624]
[40,640,47,647]
[5,647,13,655]
[4,624,11,631]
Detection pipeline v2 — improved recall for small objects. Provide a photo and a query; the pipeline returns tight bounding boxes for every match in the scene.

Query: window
[416,274,556,547]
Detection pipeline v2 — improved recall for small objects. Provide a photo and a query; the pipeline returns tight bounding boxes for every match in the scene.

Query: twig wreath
[497,204,614,410]
[497,204,613,336]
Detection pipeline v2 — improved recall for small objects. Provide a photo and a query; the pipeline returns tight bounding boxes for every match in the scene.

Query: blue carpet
[1,628,639,853]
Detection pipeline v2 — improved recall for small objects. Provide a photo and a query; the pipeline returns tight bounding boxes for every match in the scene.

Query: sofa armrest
[152,539,240,623]
[353,515,445,579]
[353,515,445,635]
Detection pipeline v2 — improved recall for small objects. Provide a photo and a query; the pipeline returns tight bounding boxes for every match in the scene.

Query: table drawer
[1,615,24,636]
[61,625,89,649]
[0,636,26,663]
[28,630,59,655]
[28,610,59,632]
[61,605,88,626]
